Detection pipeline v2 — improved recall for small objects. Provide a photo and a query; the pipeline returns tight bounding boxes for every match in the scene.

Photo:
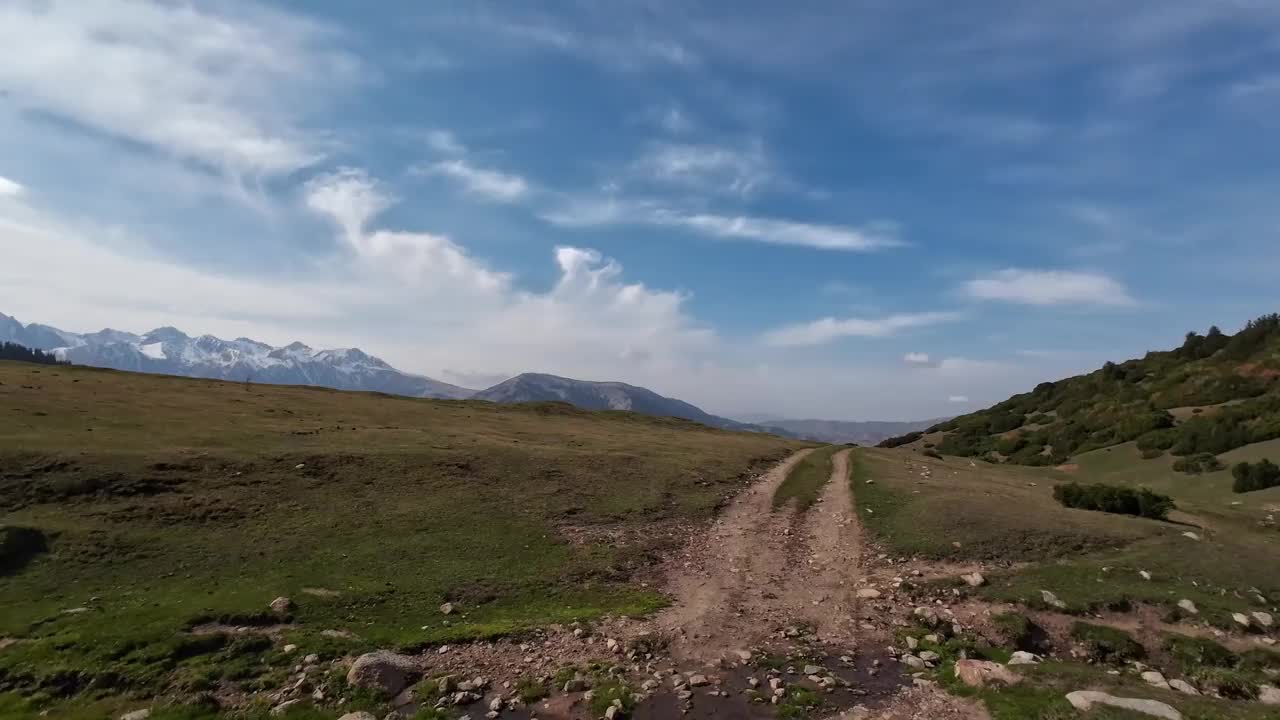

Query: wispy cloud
[962,269,1136,307]
[948,395,970,404]
[424,130,466,155]
[0,175,23,198]
[635,141,770,196]
[903,351,938,367]
[762,312,960,347]
[417,159,530,202]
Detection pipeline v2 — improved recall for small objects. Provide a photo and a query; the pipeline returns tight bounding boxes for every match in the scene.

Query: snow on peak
[140,341,166,360]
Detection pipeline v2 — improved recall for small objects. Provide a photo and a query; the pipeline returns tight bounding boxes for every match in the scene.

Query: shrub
[878,431,922,449]
[992,612,1038,652]
[1053,482,1174,520]
[0,526,49,575]
[1139,447,1164,460]
[1232,459,1280,493]
[922,449,942,459]
[1070,622,1144,664]
[1165,634,1236,671]
[1172,453,1224,475]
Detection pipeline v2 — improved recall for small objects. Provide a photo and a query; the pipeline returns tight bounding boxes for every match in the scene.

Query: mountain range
[0,311,931,442]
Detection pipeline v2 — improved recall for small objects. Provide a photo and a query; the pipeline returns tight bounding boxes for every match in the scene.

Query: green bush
[1233,459,1280,493]
[922,449,942,459]
[1070,622,1144,664]
[878,431,922,449]
[1172,453,1224,475]
[0,526,49,575]
[1053,482,1174,520]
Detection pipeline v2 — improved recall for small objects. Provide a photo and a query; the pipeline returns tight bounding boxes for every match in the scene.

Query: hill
[472,372,765,432]
[0,312,473,399]
[0,361,802,718]
[753,417,943,445]
[881,313,1280,469]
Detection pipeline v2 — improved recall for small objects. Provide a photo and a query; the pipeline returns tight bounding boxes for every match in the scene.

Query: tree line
[0,342,67,366]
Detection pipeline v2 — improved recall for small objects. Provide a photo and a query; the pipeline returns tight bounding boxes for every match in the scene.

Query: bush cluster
[1232,459,1280,494]
[1171,452,1224,475]
[1053,482,1174,520]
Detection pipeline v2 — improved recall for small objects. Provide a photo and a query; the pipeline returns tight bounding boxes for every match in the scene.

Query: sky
[1,0,1279,421]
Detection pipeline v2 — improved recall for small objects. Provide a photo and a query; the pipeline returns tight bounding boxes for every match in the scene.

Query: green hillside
[0,361,800,718]
[882,314,1280,478]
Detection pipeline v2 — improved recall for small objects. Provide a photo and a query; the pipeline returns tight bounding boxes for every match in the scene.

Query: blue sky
[1,1,1278,420]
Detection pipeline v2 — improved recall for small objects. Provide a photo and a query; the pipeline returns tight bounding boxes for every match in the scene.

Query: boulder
[902,655,926,670]
[1140,671,1170,690]
[1168,679,1199,696]
[1007,651,1041,666]
[687,674,709,687]
[120,711,151,720]
[1260,685,1280,705]
[1232,612,1253,629]
[270,596,295,615]
[1252,611,1274,628]
[339,714,379,720]
[1065,691,1181,720]
[346,651,418,696]
[1181,532,1200,541]
[856,588,881,599]
[270,700,306,716]
[960,572,986,587]
[439,602,454,615]
[954,660,1020,688]
[1176,599,1198,615]
[918,651,940,662]
[802,665,823,676]
[1040,590,1067,610]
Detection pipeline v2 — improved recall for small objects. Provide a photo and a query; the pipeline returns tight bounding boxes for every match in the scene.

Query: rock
[1181,532,1200,541]
[918,651,940,662]
[606,638,620,653]
[901,655,926,670]
[913,607,941,627]
[905,636,919,650]
[563,678,588,692]
[688,674,709,687]
[961,572,986,587]
[303,653,319,665]
[734,649,753,662]
[1259,685,1280,705]
[1252,611,1274,628]
[1008,651,1041,666]
[803,665,823,676]
[439,602,454,615]
[270,700,306,716]
[270,596,295,615]
[1168,679,1199,696]
[283,644,298,653]
[346,650,418,696]
[1176,599,1198,615]
[1232,612,1253,629]
[488,697,503,712]
[1141,671,1171,690]
[339,714,378,720]
[1040,590,1067,610]
[120,711,151,720]
[856,588,881,599]
[604,706,619,720]
[1065,691,1182,720]
[1139,571,1152,581]
[954,660,1020,688]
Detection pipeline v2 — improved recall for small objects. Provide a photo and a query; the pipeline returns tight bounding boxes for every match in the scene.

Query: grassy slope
[0,362,801,713]
[853,447,1280,719]
[771,446,836,511]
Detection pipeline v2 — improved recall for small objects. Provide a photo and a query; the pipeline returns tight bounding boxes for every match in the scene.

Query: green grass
[0,362,801,715]
[771,446,837,511]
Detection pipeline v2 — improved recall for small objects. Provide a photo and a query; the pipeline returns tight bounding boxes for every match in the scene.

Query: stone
[604,706,619,720]
[803,665,823,676]
[901,655,926,670]
[339,714,378,720]
[1139,571,1152,581]
[1065,691,1182,720]
[856,588,881,599]
[1141,671,1170,690]
[954,660,1020,688]
[918,651,940,663]
[270,596,295,615]
[562,678,588,693]
[1176,599,1198,615]
[1168,679,1199,696]
[960,572,986,587]
[1259,685,1280,705]
[120,711,151,720]
[688,674,709,687]
[283,644,298,653]
[304,653,319,665]
[439,602,455,615]
[270,700,306,716]
[488,697,503,712]
[734,649,753,662]
[905,637,919,650]
[1232,612,1253,629]
[1252,611,1274,628]
[1007,651,1041,666]
[1040,590,1067,609]
[1181,532,1200,541]
[346,651,418,696]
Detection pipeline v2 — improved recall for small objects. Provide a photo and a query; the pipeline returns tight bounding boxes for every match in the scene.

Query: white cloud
[0,2,358,176]
[543,196,900,252]
[425,130,466,155]
[636,141,769,195]
[417,159,530,202]
[303,169,394,245]
[762,312,960,347]
[0,175,23,198]
[948,395,970,404]
[963,269,1136,307]
[903,352,937,367]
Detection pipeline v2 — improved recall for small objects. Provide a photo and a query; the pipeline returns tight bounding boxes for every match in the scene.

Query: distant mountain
[881,313,1280,466]
[751,417,945,445]
[0,312,473,399]
[472,373,765,432]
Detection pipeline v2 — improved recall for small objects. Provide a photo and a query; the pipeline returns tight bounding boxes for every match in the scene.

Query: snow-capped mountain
[0,312,474,399]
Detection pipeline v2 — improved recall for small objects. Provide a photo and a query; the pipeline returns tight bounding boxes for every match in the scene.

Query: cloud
[762,312,960,347]
[303,169,394,244]
[544,196,901,252]
[425,130,466,155]
[0,1,359,176]
[948,395,970,404]
[636,141,770,196]
[418,159,530,202]
[0,175,22,198]
[651,105,695,134]
[962,269,1136,307]
[903,352,938,367]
